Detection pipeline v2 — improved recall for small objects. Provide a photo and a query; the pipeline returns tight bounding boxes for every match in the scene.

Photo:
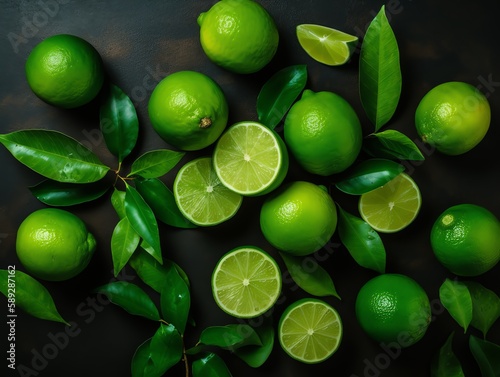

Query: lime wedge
[296,24,358,66]
[173,156,242,226]
[213,121,288,196]
[358,172,422,233]
[279,298,342,364]
[211,246,282,318]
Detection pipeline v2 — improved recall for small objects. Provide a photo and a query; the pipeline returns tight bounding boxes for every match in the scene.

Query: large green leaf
[431,332,465,377]
[0,129,109,183]
[469,335,500,377]
[234,320,274,368]
[463,281,500,338]
[128,149,185,178]
[439,279,473,333]
[30,178,110,206]
[359,5,402,131]
[199,324,262,351]
[160,266,190,334]
[363,129,425,161]
[111,188,126,219]
[149,323,183,374]
[111,217,141,277]
[192,353,233,377]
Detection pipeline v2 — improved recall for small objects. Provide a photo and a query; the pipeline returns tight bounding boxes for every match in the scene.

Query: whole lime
[25,34,104,109]
[197,0,279,74]
[148,70,229,151]
[415,81,491,155]
[16,208,96,281]
[430,204,500,276]
[284,90,362,176]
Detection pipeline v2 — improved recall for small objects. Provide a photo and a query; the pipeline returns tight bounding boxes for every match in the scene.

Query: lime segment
[173,157,242,226]
[296,24,358,66]
[358,173,421,233]
[211,246,282,318]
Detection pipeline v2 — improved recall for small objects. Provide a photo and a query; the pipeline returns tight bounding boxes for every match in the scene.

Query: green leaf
[111,217,141,277]
[100,84,139,162]
[128,149,185,178]
[192,352,233,377]
[431,332,464,377]
[0,129,109,183]
[149,323,183,374]
[95,281,160,321]
[463,281,500,338]
[257,64,308,129]
[199,324,262,351]
[337,206,386,273]
[359,5,402,131]
[469,335,500,377]
[131,338,153,377]
[111,188,126,219]
[439,279,473,332]
[135,177,196,228]
[234,320,274,368]
[29,178,110,206]
[125,184,162,264]
[280,252,340,299]
[364,130,425,161]
[160,266,190,334]
[335,158,404,195]
[0,269,68,324]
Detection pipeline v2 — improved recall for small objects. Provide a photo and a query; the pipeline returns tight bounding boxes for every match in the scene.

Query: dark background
[1,1,499,376]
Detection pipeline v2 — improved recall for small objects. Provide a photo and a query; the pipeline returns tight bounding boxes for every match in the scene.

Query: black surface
[1,1,500,376]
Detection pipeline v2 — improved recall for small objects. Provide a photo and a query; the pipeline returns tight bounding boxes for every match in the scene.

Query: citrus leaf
[335,158,404,195]
[337,206,386,273]
[431,332,465,377]
[0,269,68,325]
[0,129,109,183]
[128,149,185,178]
[364,130,425,161]
[439,279,472,333]
[469,335,500,377]
[199,324,262,351]
[149,323,183,374]
[29,178,110,206]
[160,266,190,334]
[234,320,274,368]
[192,352,233,377]
[463,281,500,338]
[135,177,197,228]
[100,84,139,163]
[111,217,141,277]
[359,5,402,131]
[257,64,307,129]
[279,252,340,299]
[131,338,160,377]
[95,281,160,321]
[111,188,126,219]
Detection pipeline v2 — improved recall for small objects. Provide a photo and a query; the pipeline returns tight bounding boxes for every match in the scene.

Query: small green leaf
[0,269,68,324]
[234,320,274,368]
[111,188,126,219]
[192,352,233,377]
[199,324,262,351]
[160,266,190,334]
[95,281,160,321]
[30,178,110,206]
[359,5,402,131]
[463,281,500,338]
[335,158,404,195]
[337,206,386,273]
[280,252,340,298]
[469,335,500,377]
[439,279,472,333]
[0,129,109,183]
[111,217,141,277]
[257,65,308,129]
[131,338,166,377]
[100,84,139,162]
[364,130,425,161]
[128,149,185,178]
[149,323,183,374]
[431,332,464,377]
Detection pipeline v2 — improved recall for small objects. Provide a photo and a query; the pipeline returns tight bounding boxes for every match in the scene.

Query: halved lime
[278,298,342,364]
[173,156,243,226]
[358,172,422,233]
[296,24,358,66]
[213,121,288,196]
[211,246,282,318]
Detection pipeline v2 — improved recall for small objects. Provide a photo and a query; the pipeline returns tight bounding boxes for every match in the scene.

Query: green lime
[430,204,500,276]
[25,34,104,109]
[16,208,96,281]
[358,173,421,233]
[197,0,279,74]
[415,81,491,155]
[148,70,228,151]
[260,181,337,256]
[296,24,358,66]
[173,156,242,226]
[355,274,431,347]
[211,246,282,318]
[278,298,342,364]
[213,121,288,196]
[284,89,362,176]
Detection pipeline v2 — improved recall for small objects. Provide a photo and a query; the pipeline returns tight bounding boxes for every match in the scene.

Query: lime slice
[211,246,282,318]
[296,24,358,66]
[173,156,243,226]
[358,172,422,233]
[213,121,288,196]
[278,298,342,364]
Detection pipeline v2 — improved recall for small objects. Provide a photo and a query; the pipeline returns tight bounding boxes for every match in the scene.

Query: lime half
[296,24,358,66]
[173,157,243,226]
[211,246,282,318]
[213,121,288,196]
[358,173,422,233]
[279,298,342,364]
